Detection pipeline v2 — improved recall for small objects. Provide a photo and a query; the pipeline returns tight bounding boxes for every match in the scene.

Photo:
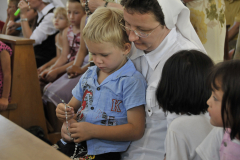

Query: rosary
[45,90,88,159]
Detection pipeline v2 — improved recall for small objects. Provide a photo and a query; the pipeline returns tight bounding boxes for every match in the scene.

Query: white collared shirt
[30,3,57,46]
[122,27,202,160]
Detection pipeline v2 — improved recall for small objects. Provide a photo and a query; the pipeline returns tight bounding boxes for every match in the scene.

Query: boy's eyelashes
[91,53,109,57]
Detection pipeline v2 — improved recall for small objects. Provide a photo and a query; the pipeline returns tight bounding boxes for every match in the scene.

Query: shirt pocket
[146,86,165,120]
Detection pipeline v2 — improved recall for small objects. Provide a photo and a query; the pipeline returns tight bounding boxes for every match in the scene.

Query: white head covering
[157,0,206,53]
[42,0,65,8]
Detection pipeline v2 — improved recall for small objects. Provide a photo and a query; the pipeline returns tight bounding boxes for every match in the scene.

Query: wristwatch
[20,18,28,22]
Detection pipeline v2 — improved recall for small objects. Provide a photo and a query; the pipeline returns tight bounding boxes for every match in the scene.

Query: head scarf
[157,0,206,53]
[42,0,65,8]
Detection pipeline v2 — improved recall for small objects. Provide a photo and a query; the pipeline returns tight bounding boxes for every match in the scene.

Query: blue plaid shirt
[72,59,147,155]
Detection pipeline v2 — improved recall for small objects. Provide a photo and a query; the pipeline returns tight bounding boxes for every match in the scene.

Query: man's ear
[123,43,131,55]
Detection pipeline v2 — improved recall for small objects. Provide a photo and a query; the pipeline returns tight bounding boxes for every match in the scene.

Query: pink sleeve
[0,41,12,56]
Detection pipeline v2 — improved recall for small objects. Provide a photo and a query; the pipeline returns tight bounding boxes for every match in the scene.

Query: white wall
[0,0,67,22]
[0,0,8,22]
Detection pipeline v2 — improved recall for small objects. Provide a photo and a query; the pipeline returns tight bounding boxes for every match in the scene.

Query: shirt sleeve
[122,74,147,110]
[72,74,85,102]
[30,13,57,46]
[196,127,223,160]
[165,129,189,160]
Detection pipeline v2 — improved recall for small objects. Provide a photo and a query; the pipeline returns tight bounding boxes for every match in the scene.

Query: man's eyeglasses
[119,18,161,38]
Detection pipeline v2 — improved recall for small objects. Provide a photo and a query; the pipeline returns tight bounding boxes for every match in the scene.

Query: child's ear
[123,43,131,55]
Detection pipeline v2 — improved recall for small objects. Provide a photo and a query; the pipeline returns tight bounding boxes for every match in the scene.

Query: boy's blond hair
[8,0,20,8]
[82,7,130,50]
[53,7,68,21]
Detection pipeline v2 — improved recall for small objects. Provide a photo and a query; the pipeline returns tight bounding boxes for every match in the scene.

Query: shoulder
[0,42,12,56]
[82,66,96,79]
[42,13,54,22]
[169,115,210,132]
[173,30,200,51]
[55,33,60,41]
[63,27,69,36]
[196,127,223,160]
[121,63,146,86]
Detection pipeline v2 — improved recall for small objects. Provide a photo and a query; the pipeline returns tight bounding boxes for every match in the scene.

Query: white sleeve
[165,129,189,160]
[30,13,57,46]
[196,127,223,160]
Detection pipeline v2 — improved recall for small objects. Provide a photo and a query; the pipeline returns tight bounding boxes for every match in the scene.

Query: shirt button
[97,87,100,91]
[91,107,94,110]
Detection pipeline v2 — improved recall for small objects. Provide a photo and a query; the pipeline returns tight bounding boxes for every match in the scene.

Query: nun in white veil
[120,0,206,159]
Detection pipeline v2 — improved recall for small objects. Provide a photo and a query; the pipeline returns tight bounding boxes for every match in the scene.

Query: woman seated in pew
[156,50,214,160]
[38,7,69,87]
[0,41,12,111]
[17,0,64,68]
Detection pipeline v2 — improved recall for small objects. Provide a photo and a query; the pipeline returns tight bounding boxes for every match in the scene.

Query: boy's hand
[56,103,75,122]
[0,98,9,111]
[61,122,74,142]
[69,122,94,143]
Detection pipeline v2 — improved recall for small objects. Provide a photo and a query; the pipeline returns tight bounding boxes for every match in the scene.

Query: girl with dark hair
[156,50,214,160]
[197,60,240,159]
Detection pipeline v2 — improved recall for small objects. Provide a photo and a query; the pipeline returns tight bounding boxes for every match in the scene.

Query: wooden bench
[0,115,70,160]
[0,34,49,138]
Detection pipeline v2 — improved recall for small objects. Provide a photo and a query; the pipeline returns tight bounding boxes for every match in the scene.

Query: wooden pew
[0,115,71,160]
[0,34,48,138]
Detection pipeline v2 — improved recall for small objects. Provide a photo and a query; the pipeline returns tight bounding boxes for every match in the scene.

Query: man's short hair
[82,7,130,49]
[121,0,165,26]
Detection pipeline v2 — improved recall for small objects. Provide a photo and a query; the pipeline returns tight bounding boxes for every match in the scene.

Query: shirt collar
[37,3,54,22]
[130,27,177,70]
[89,58,136,84]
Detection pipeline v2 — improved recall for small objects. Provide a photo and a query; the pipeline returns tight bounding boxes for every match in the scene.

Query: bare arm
[88,0,123,13]
[228,21,240,41]
[38,34,61,72]
[19,0,33,38]
[2,17,10,34]
[0,50,11,111]
[70,105,145,142]
[51,28,69,69]
[67,15,89,78]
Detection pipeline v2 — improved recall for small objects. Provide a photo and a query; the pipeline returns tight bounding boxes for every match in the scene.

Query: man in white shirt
[18,0,63,67]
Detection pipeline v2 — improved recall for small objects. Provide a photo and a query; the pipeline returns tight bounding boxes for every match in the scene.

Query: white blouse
[30,3,57,46]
